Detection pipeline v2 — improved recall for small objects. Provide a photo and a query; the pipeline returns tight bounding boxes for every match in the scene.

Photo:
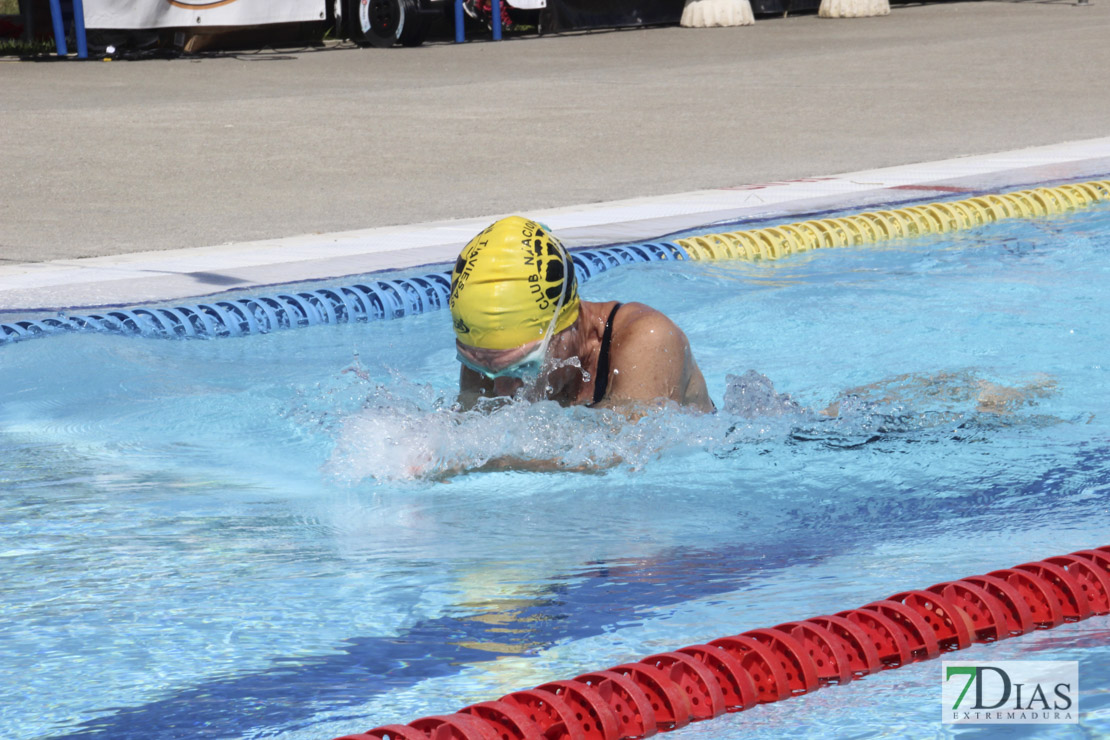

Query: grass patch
[0,37,60,57]
[0,0,66,58]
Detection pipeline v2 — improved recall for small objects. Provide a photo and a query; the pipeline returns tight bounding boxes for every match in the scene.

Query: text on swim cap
[519,221,572,312]
[448,236,487,312]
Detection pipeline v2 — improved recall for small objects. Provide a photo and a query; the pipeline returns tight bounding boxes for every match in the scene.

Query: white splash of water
[323,370,716,484]
[319,366,1060,484]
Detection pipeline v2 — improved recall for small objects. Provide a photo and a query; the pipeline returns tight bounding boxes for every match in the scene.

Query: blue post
[72,0,88,58]
[454,0,465,42]
[491,0,501,40]
[48,0,68,56]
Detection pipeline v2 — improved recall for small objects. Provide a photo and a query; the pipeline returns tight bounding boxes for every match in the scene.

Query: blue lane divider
[0,243,688,347]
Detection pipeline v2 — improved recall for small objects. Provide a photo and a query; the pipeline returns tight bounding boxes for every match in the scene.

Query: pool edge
[2,137,1109,314]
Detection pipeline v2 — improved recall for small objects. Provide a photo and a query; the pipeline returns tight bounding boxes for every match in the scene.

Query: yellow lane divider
[675,180,1110,261]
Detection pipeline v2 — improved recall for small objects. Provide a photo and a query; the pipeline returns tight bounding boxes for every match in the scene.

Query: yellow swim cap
[450,216,580,351]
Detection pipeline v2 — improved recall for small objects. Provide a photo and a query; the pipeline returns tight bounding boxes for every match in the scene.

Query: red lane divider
[334,546,1110,740]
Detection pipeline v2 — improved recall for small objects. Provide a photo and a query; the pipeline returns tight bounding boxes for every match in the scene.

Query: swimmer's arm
[470,455,614,475]
[823,372,1058,417]
[424,453,621,480]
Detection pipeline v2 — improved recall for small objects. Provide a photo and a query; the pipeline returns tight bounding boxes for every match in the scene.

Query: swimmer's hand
[974,374,1057,414]
[341,363,370,381]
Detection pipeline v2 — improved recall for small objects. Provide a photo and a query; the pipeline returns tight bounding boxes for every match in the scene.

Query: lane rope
[332,546,1110,740]
[2,180,1108,346]
[674,180,1110,261]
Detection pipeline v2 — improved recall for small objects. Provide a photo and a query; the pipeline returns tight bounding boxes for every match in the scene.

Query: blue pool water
[1,201,1109,739]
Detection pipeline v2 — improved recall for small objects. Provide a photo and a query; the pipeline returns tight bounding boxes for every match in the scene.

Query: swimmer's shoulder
[611,302,691,354]
[603,302,714,412]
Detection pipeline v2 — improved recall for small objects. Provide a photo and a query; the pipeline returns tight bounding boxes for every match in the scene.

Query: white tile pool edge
[2,136,1109,313]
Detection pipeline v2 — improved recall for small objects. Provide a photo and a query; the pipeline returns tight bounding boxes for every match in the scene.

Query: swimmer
[450,216,715,416]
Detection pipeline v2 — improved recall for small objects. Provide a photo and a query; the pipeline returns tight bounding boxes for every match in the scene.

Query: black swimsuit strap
[589,303,622,407]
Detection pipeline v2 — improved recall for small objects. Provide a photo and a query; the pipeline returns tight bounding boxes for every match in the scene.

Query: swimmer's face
[458,325,580,402]
[456,339,546,380]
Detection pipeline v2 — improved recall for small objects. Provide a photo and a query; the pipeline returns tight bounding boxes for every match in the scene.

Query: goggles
[457,342,546,380]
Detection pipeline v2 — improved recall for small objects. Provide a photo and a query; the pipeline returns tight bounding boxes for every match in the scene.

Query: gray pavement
[1,0,1109,263]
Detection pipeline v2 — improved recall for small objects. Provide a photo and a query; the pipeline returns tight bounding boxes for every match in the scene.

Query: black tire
[358,0,428,48]
[398,1,429,47]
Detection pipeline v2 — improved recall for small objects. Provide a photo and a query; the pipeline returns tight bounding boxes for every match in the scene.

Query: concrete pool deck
[2,0,1110,311]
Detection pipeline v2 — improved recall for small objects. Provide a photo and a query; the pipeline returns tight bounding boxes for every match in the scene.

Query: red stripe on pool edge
[334,546,1110,740]
[888,184,975,193]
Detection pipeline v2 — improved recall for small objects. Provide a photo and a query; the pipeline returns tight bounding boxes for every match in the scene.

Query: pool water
[1,202,1109,739]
